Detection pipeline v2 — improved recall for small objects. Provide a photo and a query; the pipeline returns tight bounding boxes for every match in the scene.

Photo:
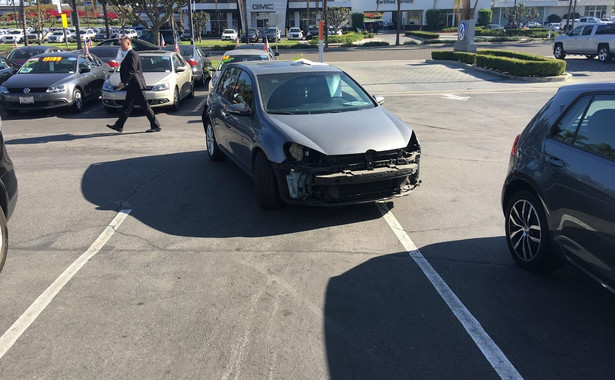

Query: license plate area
[19,96,34,104]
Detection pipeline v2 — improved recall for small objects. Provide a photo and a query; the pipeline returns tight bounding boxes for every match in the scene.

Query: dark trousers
[115,85,160,129]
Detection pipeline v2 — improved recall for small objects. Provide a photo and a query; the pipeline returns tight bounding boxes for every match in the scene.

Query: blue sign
[458,22,467,42]
[85,1,92,6]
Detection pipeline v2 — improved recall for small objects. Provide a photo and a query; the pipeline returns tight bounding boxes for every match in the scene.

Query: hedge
[405,31,440,39]
[431,49,566,77]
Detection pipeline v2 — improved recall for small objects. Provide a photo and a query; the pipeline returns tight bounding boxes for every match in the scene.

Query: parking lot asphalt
[0,52,614,379]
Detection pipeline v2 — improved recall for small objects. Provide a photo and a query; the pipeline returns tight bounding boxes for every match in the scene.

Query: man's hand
[118,82,125,89]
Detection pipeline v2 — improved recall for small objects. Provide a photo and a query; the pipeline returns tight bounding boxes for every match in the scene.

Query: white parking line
[0,209,131,360]
[193,97,207,113]
[376,203,522,380]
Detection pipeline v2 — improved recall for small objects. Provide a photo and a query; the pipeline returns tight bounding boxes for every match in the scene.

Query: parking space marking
[376,203,522,380]
[193,97,207,113]
[0,209,131,360]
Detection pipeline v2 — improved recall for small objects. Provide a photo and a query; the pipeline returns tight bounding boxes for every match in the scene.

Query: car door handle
[546,155,564,167]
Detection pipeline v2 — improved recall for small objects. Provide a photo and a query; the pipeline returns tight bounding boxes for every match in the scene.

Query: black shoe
[146,127,161,133]
[106,124,123,133]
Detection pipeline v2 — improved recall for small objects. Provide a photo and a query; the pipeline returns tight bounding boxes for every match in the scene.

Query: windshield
[217,54,270,71]
[259,72,376,115]
[139,56,172,72]
[18,56,76,74]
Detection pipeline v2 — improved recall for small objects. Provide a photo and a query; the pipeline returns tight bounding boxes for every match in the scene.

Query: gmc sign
[252,4,274,9]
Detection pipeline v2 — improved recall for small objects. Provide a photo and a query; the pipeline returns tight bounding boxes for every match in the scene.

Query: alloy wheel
[508,199,542,262]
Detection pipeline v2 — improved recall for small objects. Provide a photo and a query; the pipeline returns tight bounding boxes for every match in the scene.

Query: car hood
[108,72,173,87]
[3,73,74,88]
[266,107,413,155]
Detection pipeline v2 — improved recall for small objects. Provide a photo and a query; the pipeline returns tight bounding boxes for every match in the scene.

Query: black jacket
[120,49,146,90]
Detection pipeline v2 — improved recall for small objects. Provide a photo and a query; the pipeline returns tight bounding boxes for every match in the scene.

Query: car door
[223,69,259,172]
[564,26,583,51]
[577,25,595,53]
[209,67,240,154]
[0,57,16,83]
[543,92,615,285]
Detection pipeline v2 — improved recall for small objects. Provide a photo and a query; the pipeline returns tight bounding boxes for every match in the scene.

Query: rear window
[8,49,41,59]
[596,25,615,34]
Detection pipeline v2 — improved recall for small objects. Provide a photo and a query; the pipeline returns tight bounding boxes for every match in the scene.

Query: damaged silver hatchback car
[202,60,421,208]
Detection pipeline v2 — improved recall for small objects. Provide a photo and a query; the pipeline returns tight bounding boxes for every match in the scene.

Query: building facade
[187,0,614,34]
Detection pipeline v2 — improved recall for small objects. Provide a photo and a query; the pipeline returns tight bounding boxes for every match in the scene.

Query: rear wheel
[598,45,612,63]
[0,207,8,274]
[505,191,562,272]
[554,44,566,59]
[188,80,195,99]
[254,151,283,209]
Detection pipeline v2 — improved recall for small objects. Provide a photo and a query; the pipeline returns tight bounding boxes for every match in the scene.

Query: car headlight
[47,84,67,93]
[151,82,170,91]
[102,82,115,91]
[285,142,311,162]
[0,85,8,94]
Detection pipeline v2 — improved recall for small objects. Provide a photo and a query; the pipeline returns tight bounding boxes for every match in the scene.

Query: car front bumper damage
[273,151,421,206]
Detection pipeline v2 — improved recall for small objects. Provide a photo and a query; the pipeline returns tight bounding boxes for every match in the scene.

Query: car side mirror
[176,67,186,73]
[227,102,251,116]
[373,95,385,105]
[79,67,91,73]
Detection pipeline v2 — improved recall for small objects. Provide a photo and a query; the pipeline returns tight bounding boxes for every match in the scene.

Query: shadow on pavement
[324,236,615,379]
[81,150,382,238]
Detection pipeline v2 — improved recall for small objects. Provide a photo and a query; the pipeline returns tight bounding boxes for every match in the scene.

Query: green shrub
[432,49,566,77]
[355,41,389,47]
[475,55,566,76]
[422,39,455,44]
[478,9,492,26]
[441,27,458,32]
[351,13,364,29]
[431,51,477,64]
[426,9,441,31]
[405,30,439,39]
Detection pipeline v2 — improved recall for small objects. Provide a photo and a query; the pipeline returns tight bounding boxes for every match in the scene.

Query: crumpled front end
[273,132,421,206]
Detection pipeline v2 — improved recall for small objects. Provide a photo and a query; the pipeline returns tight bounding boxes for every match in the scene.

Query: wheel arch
[502,177,553,231]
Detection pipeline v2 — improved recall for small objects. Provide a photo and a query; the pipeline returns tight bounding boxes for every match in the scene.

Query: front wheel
[598,46,612,63]
[170,87,180,112]
[205,122,225,161]
[505,191,562,272]
[71,89,83,113]
[188,80,195,99]
[554,44,566,59]
[254,151,283,209]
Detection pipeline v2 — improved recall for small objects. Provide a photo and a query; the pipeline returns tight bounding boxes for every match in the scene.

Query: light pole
[11,0,17,29]
[188,0,194,44]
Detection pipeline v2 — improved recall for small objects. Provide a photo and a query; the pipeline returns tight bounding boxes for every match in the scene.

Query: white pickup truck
[554,23,615,62]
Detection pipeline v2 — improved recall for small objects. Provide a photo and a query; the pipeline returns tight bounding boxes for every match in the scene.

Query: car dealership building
[188,0,613,34]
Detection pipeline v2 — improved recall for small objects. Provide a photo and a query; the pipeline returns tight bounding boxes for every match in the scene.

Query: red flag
[84,39,89,55]
[160,33,165,47]
[13,40,17,50]
[174,41,180,54]
[88,38,93,48]
[235,37,239,47]
[263,37,269,53]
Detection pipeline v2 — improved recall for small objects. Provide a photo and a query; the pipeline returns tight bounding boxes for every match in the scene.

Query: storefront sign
[252,4,274,10]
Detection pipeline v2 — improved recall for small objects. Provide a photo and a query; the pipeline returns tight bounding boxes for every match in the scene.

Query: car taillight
[511,134,521,156]
[107,60,119,68]
[186,59,197,66]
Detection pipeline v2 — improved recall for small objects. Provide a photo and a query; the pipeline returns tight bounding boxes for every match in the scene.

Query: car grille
[7,87,48,93]
[315,149,416,172]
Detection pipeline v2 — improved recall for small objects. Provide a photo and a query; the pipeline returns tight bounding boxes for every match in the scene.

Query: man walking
[107,37,161,133]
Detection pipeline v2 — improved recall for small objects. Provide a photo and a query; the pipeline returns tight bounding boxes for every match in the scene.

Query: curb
[426,59,571,82]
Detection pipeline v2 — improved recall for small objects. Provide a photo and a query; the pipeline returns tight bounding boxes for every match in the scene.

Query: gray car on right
[502,82,615,291]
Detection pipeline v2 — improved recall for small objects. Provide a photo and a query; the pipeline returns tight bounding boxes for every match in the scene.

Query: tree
[107,0,187,46]
[326,6,349,32]
[426,9,441,31]
[453,0,479,22]
[351,12,363,30]
[477,8,492,26]
[193,11,209,42]
[503,4,538,28]
[547,14,561,23]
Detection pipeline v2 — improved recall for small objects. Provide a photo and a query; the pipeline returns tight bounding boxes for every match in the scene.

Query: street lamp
[11,0,17,29]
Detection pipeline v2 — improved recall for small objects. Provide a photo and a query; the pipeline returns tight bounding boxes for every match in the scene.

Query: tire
[204,77,211,92]
[170,87,180,112]
[205,121,225,161]
[598,45,612,63]
[71,88,83,113]
[505,191,562,272]
[253,151,283,209]
[553,44,566,60]
[0,207,8,274]
[585,55,596,60]
[188,80,195,99]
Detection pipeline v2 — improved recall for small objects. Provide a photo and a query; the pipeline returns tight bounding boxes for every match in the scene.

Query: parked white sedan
[221,29,238,41]
[102,50,194,112]
[288,27,303,40]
